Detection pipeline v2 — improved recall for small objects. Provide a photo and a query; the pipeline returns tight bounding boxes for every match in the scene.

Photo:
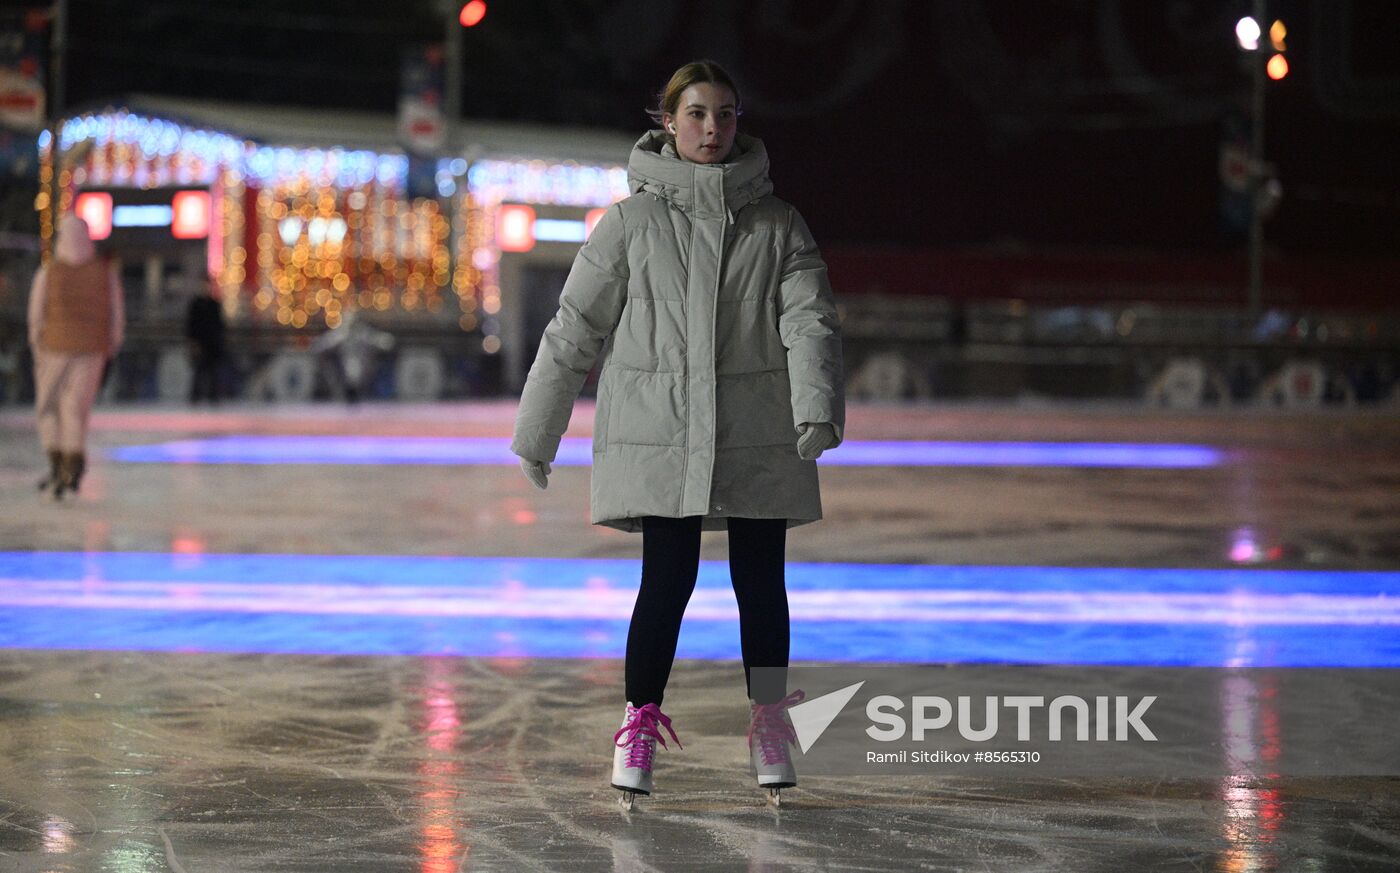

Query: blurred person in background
[185,283,228,404]
[0,322,21,403]
[511,59,844,808]
[27,213,123,499]
[309,307,394,404]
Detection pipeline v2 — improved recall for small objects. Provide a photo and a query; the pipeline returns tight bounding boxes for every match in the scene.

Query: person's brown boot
[56,451,86,499]
[70,451,86,492]
[37,449,62,492]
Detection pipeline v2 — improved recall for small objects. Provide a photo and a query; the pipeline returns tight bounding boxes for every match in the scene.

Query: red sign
[0,68,42,130]
[171,190,211,239]
[74,192,113,240]
[497,204,536,252]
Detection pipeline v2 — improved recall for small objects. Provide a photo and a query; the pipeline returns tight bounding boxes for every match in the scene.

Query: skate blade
[611,782,650,796]
[612,782,649,810]
[766,788,783,808]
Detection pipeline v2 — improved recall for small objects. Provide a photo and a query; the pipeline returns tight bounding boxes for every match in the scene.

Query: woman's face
[663,82,737,164]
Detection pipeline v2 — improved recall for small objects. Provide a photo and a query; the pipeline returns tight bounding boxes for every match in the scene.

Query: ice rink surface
[1,400,1398,871]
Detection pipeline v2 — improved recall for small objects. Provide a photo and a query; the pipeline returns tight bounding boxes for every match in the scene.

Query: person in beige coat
[28,213,124,499]
[511,60,843,807]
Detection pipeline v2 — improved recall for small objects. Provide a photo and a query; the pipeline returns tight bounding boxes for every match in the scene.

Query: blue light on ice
[1,552,1395,667]
[107,437,1225,468]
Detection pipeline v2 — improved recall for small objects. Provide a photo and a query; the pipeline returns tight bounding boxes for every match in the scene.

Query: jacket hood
[55,214,97,265]
[627,130,774,213]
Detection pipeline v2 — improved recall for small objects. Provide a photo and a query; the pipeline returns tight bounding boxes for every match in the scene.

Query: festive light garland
[454,159,628,350]
[46,109,629,335]
[465,159,628,208]
[36,127,54,254]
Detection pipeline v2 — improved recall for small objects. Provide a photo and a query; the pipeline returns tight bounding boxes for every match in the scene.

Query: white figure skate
[747,689,806,807]
[611,701,682,810]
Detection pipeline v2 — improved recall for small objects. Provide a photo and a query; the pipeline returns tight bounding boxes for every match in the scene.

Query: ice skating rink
[1,400,1398,871]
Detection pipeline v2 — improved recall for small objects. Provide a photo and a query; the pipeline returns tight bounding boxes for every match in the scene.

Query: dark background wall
[17,0,1400,257]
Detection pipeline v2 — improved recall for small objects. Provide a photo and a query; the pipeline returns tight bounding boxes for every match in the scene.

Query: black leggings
[625,515,789,708]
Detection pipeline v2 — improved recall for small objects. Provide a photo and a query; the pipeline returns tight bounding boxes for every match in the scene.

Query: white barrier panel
[1152,358,1206,408]
[394,347,444,401]
[850,353,930,401]
[1262,360,1326,408]
[155,347,193,402]
[269,352,316,402]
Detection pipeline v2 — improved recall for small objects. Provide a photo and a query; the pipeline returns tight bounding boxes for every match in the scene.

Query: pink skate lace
[613,703,683,770]
[748,690,806,766]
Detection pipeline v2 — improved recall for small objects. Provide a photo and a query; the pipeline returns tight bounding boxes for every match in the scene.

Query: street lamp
[444,2,486,139]
[1235,16,1261,51]
[459,1,487,28]
[1267,20,1289,80]
[1236,4,1287,314]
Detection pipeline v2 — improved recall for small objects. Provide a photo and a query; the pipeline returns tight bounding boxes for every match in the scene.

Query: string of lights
[45,108,628,340]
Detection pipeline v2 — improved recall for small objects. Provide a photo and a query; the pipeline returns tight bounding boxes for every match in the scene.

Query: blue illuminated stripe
[108,436,518,465]
[107,437,1225,468]
[833,441,1223,467]
[0,552,1395,666]
[532,219,587,243]
[112,204,174,227]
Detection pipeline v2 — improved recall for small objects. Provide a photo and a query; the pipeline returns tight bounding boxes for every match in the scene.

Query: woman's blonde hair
[646,60,743,140]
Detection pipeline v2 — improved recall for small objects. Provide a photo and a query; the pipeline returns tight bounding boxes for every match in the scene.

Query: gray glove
[519,457,551,489]
[796,422,838,461]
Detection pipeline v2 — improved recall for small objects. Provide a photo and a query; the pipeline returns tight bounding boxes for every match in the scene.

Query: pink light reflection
[171,528,207,556]
[1229,540,1259,564]
[418,657,466,873]
[1219,670,1285,870]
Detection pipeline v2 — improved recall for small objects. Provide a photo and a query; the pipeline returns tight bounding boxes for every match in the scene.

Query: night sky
[15,0,1400,257]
